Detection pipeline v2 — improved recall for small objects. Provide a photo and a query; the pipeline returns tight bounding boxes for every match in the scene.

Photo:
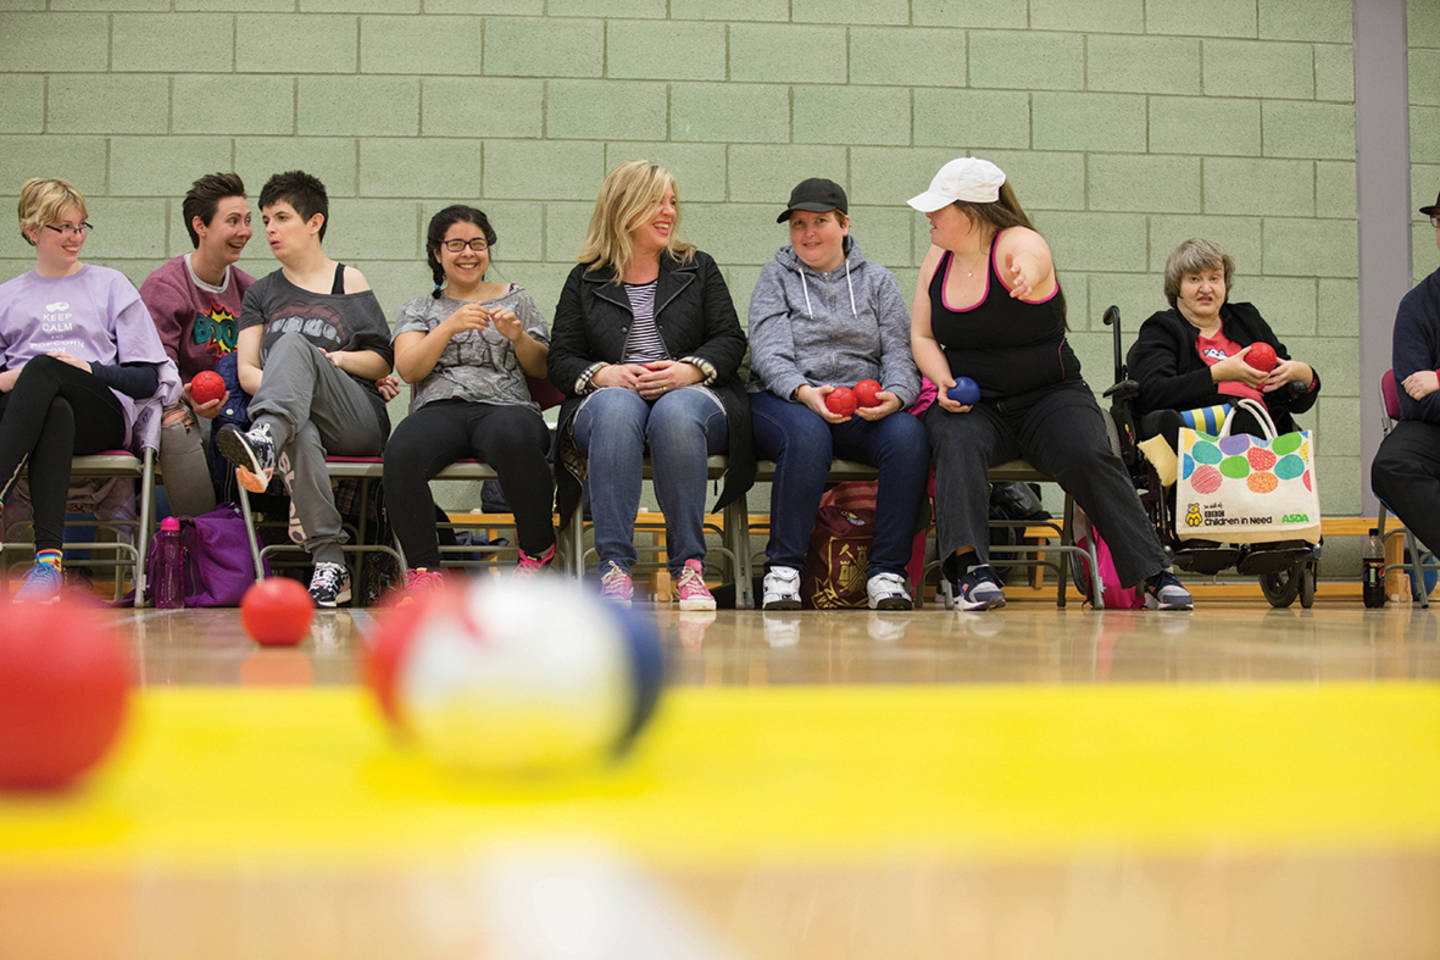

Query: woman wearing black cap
[747,177,926,610]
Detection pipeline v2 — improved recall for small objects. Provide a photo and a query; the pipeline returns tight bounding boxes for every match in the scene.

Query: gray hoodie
[747,238,919,407]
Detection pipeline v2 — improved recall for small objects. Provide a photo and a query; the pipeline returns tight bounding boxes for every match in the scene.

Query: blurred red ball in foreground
[241,578,314,647]
[0,602,130,791]
[825,386,857,417]
[853,379,882,407]
[1245,342,1278,373]
[189,370,226,405]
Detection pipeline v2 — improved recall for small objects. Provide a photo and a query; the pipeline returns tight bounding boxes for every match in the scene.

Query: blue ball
[948,377,981,406]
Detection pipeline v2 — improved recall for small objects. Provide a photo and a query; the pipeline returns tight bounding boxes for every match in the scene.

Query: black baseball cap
[777,178,848,223]
[1422,190,1440,217]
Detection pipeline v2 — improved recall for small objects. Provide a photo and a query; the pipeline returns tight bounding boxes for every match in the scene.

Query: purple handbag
[146,504,265,607]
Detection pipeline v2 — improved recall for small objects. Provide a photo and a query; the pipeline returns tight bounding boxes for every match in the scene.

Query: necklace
[956,249,986,278]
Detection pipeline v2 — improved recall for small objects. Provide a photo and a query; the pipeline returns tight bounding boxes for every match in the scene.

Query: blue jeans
[572,386,727,576]
[750,390,929,576]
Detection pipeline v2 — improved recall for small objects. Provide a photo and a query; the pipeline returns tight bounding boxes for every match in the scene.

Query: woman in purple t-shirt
[0,177,177,602]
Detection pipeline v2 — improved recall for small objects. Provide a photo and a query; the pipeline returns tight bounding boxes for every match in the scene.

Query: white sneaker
[762,565,802,610]
[866,571,912,610]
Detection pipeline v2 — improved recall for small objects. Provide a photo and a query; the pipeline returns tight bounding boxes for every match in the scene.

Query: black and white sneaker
[308,561,351,608]
[955,564,1006,611]
[217,422,277,494]
[1145,570,1194,610]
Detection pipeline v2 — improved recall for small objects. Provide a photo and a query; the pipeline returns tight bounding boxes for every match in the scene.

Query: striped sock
[35,548,62,571]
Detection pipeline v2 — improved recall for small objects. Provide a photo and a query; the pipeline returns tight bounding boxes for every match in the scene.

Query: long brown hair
[954,182,1067,327]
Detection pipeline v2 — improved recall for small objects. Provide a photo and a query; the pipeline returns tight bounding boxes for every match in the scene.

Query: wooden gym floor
[1,589,1437,959]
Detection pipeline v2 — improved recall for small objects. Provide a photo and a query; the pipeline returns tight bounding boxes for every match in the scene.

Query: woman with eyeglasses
[0,177,179,602]
[382,204,554,596]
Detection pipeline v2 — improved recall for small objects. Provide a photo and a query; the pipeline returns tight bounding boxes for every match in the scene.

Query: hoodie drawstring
[796,259,859,322]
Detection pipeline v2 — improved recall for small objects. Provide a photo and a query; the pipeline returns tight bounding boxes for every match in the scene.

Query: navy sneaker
[1145,570,1194,610]
[955,564,1006,611]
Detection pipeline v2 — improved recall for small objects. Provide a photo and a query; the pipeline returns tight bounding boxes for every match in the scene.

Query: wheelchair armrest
[1102,379,1140,401]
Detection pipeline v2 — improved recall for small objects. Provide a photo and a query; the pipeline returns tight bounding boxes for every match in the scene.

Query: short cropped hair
[1163,238,1235,308]
[577,160,694,283]
[259,170,329,241]
[182,172,246,248]
[17,177,87,246]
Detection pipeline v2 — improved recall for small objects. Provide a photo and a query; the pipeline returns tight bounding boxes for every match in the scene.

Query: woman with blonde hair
[548,160,752,609]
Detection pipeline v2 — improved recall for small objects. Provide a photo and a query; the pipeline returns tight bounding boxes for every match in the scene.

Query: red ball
[1245,342,1278,373]
[241,578,314,647]
[853,379,883,407]
[825,386,858,417]
[190,370,226,406]
[0,602,130,791]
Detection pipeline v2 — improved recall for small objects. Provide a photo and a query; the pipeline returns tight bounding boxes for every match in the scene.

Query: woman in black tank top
[907,157,1192,612]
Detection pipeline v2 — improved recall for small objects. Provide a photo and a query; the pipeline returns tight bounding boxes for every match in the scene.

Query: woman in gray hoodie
[748,178,928,610]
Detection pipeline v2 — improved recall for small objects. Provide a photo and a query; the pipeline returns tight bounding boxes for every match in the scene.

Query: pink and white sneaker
[673,558,716,611]
[397,567,445,606]
[514,543,555,580]
[599,561,633,607]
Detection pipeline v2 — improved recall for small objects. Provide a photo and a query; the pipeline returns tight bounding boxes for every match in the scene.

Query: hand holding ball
[1245,343,1278,373]
[189,370,226,406]
[947,377,981,406]
[824,386,858,417]
[853,379,883,408]
[241,578,315,647]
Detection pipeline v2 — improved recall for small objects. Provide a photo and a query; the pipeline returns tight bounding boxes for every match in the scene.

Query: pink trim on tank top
[940,232,1058,311]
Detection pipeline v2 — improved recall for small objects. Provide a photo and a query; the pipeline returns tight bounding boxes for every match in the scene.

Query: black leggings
[382,399,555,568]
[0,355,126,551]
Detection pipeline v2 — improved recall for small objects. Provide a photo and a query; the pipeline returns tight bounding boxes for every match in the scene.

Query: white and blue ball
[366,577,663,771]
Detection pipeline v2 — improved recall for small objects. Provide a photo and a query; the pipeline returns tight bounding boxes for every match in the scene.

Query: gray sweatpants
[249,332,386,565]
[159,414,217,517]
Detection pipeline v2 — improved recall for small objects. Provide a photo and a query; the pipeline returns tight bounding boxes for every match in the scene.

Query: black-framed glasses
[441,238,488,253]
[45,221,93,238]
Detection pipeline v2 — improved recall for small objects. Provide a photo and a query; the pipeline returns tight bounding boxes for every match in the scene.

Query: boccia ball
[241,577,314,647]
[948,377,981,406]
[190,370,226,406]
[364,578,664,772]
[853,379,883,408]
[1245,342,1278,373]
[0,601,129,791]
[825,386,858,417]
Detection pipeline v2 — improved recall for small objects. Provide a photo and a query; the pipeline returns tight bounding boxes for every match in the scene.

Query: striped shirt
[622,280,668,363]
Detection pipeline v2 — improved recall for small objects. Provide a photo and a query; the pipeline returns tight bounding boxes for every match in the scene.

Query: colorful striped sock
[35,548,62,571]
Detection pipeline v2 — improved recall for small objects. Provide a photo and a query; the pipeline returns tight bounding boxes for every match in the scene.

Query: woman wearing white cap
[907,157,1192,611]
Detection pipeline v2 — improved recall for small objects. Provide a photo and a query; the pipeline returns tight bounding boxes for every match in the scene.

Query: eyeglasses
[45,222,93,238]
[441,238,488,253]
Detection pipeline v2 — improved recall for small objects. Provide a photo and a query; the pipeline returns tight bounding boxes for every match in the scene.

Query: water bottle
[1362,528,1385,609]
[154,517,185,610]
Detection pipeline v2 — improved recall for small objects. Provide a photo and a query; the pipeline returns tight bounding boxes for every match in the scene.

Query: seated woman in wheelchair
[0,177,179,602]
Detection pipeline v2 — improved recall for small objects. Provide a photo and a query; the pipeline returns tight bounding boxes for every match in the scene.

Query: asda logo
[1281,513,1310,523]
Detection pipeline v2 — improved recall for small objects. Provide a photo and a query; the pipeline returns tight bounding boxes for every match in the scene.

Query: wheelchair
[1096,306,1321,609]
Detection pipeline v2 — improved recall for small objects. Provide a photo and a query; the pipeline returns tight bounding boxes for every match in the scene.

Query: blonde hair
[577,160,695,282]
[1163,238,1235,308]
[18,177,88,246]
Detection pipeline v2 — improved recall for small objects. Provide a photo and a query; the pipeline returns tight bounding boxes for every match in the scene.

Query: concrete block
[1297,335,1359,397]
[358,139,480,198]
[112,13,233,72]
[851,27,965,87]
[727,144,847,204]
[544,202,594,262]
[1412,163,1440,221]
[606,20,724,81]
[110,137,234,197]
[603,143,727,201]
[48,75,169,134]
[729,24,846,84]
[1314,43,1353,102]
[323,198,421,260]
[1234,277,1317,336]
[1087,35,1199,95]
[1065,330,1118,384]
[1087,155,1201,214]
[1030,0,1142,33]
[968,150,1081,212]
[299,77,420,136]
[914,90,1029,149]
[304,0,418,11]
[1412,108,1440,171]
[547,80,667,141]
[511,264,567,328]
[0,13,107,70]
[912,0,1025,27]
[361,16,483,74]
[725,264,764,323]
[794,86,909,146]
[1203,157,1314,217]
[970,31,1084,91]
[352,259,431,327]
[0,136,108,197]
[234,137,358,196]
[458,200,544,264]
[85,197,168,260]
[670,83,789,143]
[483,140,605,200]
[1085,272,1161,332]
[678,203,779,264]
[1150,96,1259,156]
[1261,218,1357,278]
[0,0,43,8]
[174,76,295,135]
[1316,397,1361,455]
[178,0,291,9]
[484,17,601,78]
[1143,0,1255,37]
[1316,279,1358,337]
[848,146,967,210]
[1043,212,1148,272]
[1202,39,1312,98]
[1032,93,1147,152]
[1262,101,1355,160]
[1410,49,1440,107]
[891,266,920,309]
[1315,161,1356,219]
[669,0,786,20]
[237,14,357,73]
[426,0,537,11]
[792,0,908,25]
[421,78,542,138]
[1259,0,1351,42]
[1147,215,1262,274]
[1314,454,1359,515]
[550,0,663,15]
[1413,2,1440,47]
[847,206,915,274]
[0,77,43,133]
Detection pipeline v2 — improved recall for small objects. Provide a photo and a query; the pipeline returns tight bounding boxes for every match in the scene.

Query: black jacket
[1126,302,1320,434]
[547,249,754,524]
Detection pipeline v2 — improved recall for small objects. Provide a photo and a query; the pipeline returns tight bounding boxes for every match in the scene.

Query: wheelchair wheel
[1259,566,1302,608]
[1298,559,1317,609]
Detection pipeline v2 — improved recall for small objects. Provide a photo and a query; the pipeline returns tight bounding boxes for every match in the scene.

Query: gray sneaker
[955,565,1006,611]
[217,422,277,494]
[1145,571,1194,610]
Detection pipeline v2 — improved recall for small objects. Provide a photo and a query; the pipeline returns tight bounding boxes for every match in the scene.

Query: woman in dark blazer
[548,160,752,611]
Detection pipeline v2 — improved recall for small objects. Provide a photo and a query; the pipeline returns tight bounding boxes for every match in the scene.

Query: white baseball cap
[907,157,1007,212]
